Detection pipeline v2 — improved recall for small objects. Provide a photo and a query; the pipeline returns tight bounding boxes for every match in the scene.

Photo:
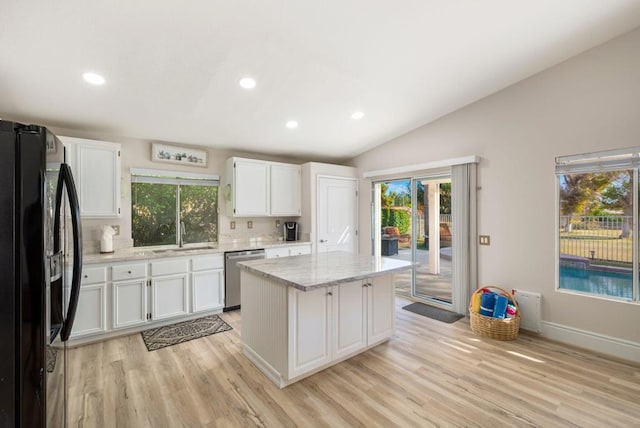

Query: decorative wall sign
[151,143,207,167]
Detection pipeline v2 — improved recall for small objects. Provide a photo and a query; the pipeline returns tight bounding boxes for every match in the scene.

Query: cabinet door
[152,274,189,320]
[333,280,367,359]
[367,275,395,344]
[113,279,148,329]
[270,163,301,216]
[71,139,121,217]
[192,269,224,313]
[288,287,332,379]
[234,159,269,216]
[69,284,106,338]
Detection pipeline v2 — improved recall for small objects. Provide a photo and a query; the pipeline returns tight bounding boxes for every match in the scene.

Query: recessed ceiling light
[82,72,105,86]
[351,111,365,120]
[239,77,257,89]
[285,120,298,129]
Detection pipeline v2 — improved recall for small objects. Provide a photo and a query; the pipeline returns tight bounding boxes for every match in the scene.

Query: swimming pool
[559,266,633,299]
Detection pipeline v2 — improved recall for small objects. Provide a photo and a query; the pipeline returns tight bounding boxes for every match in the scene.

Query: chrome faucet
[179,221,186,247]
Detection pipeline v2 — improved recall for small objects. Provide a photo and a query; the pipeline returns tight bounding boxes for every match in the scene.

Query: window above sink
[131,168,219,248]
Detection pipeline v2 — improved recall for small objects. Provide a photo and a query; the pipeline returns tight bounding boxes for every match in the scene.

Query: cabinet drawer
[266,247,291,258]
[112,263,147,281]
[150,259,189,276]
[192,255,223,271]
[81,267,106,285]
[289,245,311,256]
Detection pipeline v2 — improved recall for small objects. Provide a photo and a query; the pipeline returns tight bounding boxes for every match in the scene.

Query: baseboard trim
[540,321,640,363]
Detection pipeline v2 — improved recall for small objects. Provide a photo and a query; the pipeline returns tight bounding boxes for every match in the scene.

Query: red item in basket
[505,303,517,318]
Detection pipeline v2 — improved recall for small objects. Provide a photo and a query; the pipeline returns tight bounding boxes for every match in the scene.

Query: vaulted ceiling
[2,1,640,161]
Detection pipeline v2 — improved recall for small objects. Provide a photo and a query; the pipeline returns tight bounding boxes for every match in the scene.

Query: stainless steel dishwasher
[224,249,265,311]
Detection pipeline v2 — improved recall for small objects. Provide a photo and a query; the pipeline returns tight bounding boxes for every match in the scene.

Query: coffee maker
[283,221,298,241]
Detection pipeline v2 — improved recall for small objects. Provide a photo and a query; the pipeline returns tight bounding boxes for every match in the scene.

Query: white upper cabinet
[63,137,121,218]
[226,158,270,217]
[226,157,301,217]
[270,163,301,216]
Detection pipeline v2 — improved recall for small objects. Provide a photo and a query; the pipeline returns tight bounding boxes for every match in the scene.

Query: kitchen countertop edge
[82,240,312,264]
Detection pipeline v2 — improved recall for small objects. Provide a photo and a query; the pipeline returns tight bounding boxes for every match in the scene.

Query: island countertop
[239,251,416,291]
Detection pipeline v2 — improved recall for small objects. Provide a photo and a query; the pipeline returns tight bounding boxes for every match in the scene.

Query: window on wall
[556,149,639,302]
[131,169,219,247]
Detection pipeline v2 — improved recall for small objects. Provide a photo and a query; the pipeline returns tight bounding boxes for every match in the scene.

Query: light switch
[247,221,253,229]
[276,220,281,228]
[230,221,236,230]
[479,235,490,245]
[112,225,120,236]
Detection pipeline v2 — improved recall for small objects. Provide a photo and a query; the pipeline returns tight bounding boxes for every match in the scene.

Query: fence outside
[559,215,633,264]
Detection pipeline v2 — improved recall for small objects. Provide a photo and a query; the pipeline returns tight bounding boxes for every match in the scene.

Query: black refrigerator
[0,120,83,427]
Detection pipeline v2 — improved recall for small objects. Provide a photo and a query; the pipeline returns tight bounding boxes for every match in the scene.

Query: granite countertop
[239,251,416,291]
[82,240,312,264]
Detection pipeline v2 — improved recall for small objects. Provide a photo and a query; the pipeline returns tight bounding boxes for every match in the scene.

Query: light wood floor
[67,298,640,427]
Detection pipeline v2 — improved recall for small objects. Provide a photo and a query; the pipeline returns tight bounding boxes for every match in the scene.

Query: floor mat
[402,302,464,323]
[141,314,232,351]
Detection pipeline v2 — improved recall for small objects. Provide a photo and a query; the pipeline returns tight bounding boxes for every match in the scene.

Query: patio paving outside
[388,247,452,304]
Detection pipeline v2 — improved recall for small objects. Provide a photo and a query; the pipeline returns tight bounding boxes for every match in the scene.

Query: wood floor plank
[65,297,640,427]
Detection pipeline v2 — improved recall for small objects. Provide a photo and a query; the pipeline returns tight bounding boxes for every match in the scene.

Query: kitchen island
[239,251,415,388]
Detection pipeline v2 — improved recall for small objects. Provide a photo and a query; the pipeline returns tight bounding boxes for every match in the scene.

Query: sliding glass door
[375,173,453,307]
[412,177,453,305]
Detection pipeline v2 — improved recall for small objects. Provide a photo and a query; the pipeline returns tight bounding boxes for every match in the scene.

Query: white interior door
[317,177,358,253]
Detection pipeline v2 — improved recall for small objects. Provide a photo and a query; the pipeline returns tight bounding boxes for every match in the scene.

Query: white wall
[351,28,640,346]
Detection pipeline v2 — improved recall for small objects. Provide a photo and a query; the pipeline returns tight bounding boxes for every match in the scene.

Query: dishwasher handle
[226,252,265,261]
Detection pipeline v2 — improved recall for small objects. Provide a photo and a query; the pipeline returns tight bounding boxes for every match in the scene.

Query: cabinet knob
[128,270,132,274]
[83,274,88,278]
[320,239,327,243]
[327,291,333,296]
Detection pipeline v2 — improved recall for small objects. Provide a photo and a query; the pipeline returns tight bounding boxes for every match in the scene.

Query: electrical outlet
[247,221,253,229]
[230,221,236,230]
[276,220,281,228]
[112,225,120,236]
[479,235,490,245]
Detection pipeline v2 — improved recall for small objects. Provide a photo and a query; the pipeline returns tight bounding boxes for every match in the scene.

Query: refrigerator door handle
[59,163,83,341]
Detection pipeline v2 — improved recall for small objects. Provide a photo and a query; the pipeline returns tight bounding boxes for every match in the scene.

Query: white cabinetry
[226,157,301,217]
[63,137,121,218]
[265,244,312,259]
[288,287,332,378]
[270,163,301,216]
[191,255,224,313]
[150,259,189,320]
[69,253,226,345]
[69,266,107,338]
[241,271,395,387]
[113,279,147,328]
[288,277,392,376]
[112,262,148,329]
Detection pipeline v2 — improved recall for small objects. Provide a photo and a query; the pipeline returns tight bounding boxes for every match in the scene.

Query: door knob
[320,239,327,243]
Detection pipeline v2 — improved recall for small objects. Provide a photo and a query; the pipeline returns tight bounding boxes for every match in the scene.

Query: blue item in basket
[479,292,496,316]
[493,295,508,319]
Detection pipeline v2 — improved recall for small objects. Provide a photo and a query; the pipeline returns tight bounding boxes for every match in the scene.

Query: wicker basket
[469,286,520,340]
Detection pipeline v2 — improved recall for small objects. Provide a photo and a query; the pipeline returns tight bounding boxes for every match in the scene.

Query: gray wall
[351,28,640,345]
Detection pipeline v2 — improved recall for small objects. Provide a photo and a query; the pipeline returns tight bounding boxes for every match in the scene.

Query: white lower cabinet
[367,275,395,343]
[113,279,147,329]
[266,244,312,259]
[288,287,332,378]
[191,254,224,313]
[192,270,224,313]
[70,284,107,337]
[286,275,394,382]
[152,274,189,320]
[333,280,367,359]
